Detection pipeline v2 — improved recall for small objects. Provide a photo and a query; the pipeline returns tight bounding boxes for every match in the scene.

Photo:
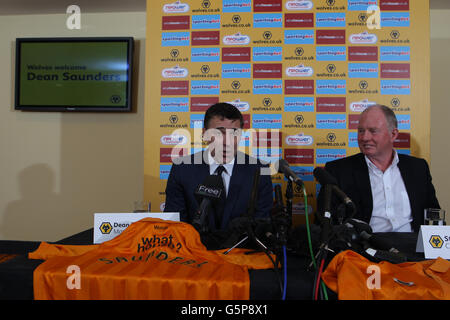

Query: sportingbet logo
[380,46,410,61]
[284,97,314,112]
[191,48,220,62]
[160,98,189,112]
[223,0,252,12]
[161,32,190,46]
[192,14,221,29]
[284,30,314,44]
[348,0,377,11]
[253,13,283,28]
[316,13,346,28]
[191,80,220,95]
[253,47,282,62]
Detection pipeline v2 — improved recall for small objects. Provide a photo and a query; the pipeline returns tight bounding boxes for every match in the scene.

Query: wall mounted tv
[15,37,134,112]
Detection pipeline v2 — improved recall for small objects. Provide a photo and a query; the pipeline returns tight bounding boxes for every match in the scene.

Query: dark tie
[214,165,226,229]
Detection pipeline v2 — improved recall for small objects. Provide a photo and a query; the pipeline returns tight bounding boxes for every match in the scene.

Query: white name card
[93,212,180,244]
[416,225,450,259]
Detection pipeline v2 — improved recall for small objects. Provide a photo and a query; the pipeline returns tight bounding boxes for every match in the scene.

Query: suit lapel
[397,155,415,212]
[195,153,216,229]
[353,153,373,218]
[197,163,210,184]
[193,152,213,204]
[222,163,246,225]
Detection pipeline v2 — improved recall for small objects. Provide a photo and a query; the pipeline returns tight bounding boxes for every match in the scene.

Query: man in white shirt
[318,104,440,233]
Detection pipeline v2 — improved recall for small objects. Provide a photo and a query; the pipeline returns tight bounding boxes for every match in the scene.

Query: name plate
[416,225,450,259]
[93,212,180,244]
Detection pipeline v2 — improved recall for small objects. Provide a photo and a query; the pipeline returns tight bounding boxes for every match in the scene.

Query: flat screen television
[15,37,134,112]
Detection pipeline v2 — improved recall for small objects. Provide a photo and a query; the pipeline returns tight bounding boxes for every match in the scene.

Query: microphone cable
[255,230,284,299]
[302,184,315,269]
[302,184,329,301]
[313,248,328,300]
[282,244,287,300]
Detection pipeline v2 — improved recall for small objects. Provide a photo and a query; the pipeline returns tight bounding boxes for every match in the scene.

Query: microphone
[313,167,354,206]
[360,231,406,257]
[271,184,290,246]
[277,159,304,186]
[313,166,338,185]
[318,184,333,246]
[246,167,261,218]
[192,175,224,232]
[345,220,407,263]
[364,247,407,264]
[274,184,283,208]
[346,218,372,235]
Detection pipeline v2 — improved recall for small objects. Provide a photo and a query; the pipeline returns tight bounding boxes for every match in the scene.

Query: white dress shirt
[365,151,412,232]
[207,150,234,197]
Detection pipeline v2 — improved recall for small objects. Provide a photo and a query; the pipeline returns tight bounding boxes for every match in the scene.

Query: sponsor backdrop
[145,0,430,225]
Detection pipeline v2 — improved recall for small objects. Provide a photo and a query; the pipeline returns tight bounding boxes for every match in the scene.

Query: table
[0,229,422,300]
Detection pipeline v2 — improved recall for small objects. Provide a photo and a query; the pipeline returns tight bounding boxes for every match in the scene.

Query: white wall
[0,12,146,240]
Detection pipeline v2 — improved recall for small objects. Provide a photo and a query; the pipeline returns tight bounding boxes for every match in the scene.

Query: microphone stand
[312,184,334,300]
[223,167,285,299]
[285,180,293,219]
[223,167,270,255]
[192,200,210,234]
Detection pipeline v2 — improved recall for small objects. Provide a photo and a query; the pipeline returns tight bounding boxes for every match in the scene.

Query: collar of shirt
[206,148,235,177]
[364,150,412,232]
[364,150,399,175]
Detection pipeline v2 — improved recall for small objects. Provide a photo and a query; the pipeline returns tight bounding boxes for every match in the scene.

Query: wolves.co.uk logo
[100,222,113,234]
[429,235,443,248]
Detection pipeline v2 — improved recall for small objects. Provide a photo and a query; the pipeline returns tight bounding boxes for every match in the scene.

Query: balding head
[361,104,398,131]
[357,104,399,166]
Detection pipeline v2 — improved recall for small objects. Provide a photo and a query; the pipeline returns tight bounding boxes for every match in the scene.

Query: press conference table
[0,229,422,300]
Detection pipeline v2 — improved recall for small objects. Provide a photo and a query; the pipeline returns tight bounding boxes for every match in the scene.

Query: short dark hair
[204,102,244,129]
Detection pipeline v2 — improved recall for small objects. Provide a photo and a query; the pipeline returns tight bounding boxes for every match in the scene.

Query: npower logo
[228,99,250,112]
[286,64,313,77]
[223,32,250,45]
[163,1,190,13]
[285,0,313,10]
[350,99,376,112]
[349,31,378,44]
[285,133,313,146]
[160,134,188,145]
[162,65,188,78]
